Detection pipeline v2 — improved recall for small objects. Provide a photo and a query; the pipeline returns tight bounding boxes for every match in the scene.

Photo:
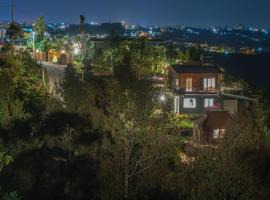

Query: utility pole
[11,0,14,23]
[32,31,36,59]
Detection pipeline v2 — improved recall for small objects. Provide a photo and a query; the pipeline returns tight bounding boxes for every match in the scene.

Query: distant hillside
[49,23,125,36]
[213,53,270,89]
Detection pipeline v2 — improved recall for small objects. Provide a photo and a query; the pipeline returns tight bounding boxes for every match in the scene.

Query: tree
[186,46,202,61]
[62,63,85,112]
[184,107,270,200]
[33,16,47,40]
[82,58,93,83]
[40,37,52,61]
[33,16,48,61]
[0,152,13,172]
[165,43,178,64]
[6,23,23,48]
[0,50,47,121]
[3,191,21,200]
[98,82,181,199]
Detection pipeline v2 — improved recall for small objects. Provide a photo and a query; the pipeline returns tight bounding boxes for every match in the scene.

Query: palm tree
[80,15,86,59]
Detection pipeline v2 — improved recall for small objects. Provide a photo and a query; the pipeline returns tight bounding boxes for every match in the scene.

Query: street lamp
[159,94,168,112]
[74,47,79,55]
[36,49,40,62]
[160,95,166,102]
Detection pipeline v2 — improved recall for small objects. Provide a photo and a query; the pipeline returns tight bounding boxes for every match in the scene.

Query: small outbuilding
[193,110,230,145]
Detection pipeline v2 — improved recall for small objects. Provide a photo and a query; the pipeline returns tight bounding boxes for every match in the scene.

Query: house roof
[171,63,223,74]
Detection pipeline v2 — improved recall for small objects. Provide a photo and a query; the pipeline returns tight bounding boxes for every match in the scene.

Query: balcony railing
[175,86,218,93]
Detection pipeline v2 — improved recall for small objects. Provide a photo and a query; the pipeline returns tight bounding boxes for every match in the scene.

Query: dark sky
[1,0,270,27]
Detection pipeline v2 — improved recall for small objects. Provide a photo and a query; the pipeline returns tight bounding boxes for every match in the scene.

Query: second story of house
[168,62,224,94]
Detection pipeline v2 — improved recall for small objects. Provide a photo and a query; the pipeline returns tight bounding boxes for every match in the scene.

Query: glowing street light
[74,47,80,55]
[160,95,166,102]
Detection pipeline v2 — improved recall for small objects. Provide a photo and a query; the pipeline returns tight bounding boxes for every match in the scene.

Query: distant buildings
[0,29,6,39]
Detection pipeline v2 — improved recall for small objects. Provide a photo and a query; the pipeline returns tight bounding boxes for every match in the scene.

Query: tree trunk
[46,50,48,62]
[42,66,46,88]
[124,142,129,200]
[7,101,13,117]
[7,91,13,117]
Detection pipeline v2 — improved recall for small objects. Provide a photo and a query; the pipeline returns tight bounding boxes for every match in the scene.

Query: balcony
[175,86,218,94]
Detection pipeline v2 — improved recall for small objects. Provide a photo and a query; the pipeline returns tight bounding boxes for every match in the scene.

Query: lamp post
[160,95,166,102]
[32,31,36,60]
[36,49,40,62]
[160,94,168,112]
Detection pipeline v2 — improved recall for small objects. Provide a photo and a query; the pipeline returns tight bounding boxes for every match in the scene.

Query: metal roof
[172,64,223,74]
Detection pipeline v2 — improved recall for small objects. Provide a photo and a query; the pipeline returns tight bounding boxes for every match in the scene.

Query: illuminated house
[168,62,224,114]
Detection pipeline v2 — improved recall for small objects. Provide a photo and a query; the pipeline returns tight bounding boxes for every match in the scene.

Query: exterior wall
[169,67,224,115]
[223,100,238,114]
[173,94,223,114]
[178,73,221,93]
[193,125,225,145]
[168,68,179,90]
[168,68,223,94]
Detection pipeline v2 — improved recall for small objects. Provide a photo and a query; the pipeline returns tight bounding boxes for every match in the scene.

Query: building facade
[168,62,224,114]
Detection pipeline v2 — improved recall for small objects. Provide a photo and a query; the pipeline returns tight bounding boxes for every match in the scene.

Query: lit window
[204,98,214,108]
[213,129,225,139]
[213,129,219,139]
[186,78,192,91]
[175,78,179,86]
[183,98,196,108]
[203,78,216,91]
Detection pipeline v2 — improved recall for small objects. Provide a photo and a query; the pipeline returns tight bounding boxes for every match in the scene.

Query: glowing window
[204,98,214,108]
[183,98,196,108]
[186,78,192,91]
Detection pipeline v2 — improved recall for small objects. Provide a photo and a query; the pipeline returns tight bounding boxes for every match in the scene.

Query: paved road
[41,62,66,92]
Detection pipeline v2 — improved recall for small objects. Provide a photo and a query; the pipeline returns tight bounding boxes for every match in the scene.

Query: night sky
[1,0,270,27]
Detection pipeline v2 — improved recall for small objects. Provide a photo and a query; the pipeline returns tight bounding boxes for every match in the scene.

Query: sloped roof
[172,64,223,74]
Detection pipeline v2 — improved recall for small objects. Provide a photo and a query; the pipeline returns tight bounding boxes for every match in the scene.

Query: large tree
[33,16,50,61]
[6,22,23,49]
[33,16,47,40]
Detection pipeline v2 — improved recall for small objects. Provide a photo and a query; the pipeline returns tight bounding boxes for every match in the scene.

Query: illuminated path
[42,62,66,93]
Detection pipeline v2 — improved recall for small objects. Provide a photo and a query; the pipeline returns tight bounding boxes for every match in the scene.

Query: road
[41,62,66,92]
